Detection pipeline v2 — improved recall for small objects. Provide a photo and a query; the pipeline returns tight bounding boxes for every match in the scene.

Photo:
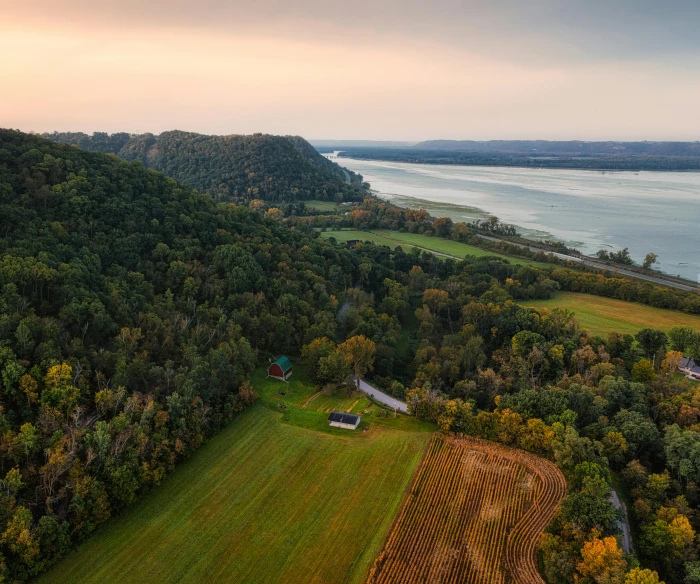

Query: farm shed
[268,356,293,381]
[328,412,361,430]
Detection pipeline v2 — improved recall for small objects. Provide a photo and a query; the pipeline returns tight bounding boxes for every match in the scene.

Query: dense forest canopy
[43,131,364,204]
[0,129,368,581]
[3,129,700,584]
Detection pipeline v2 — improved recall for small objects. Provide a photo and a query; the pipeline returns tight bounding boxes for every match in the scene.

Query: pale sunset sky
[1,0,699,140]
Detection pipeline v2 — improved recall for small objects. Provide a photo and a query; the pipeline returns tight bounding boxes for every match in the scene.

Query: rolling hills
[44,130,364,203]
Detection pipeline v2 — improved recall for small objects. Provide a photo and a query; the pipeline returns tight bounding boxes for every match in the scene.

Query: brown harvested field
[367,435,566,584]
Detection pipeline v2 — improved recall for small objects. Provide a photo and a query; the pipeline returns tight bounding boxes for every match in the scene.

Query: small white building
[328,411,361,430]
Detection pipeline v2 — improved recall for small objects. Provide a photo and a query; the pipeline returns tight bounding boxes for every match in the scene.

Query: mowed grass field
[370,230,551,268]
[319,229,550,268]
[524,291,700,336]
[38,369,432,584]
[302,199,339,212]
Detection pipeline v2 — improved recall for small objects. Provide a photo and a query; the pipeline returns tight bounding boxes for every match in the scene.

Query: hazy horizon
[3,0,700,140]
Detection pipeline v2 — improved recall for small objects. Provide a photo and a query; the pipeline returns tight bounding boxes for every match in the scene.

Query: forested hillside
[0,129,363,581]
[43,131,363,203]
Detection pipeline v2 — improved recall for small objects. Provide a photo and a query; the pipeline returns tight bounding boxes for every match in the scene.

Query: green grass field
[319,229,550,268]
[302,200,339,212]
[524,291,700,337]
[38,368,431,584]
[320,229,422,254]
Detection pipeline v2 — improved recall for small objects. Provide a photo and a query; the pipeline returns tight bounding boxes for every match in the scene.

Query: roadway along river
[331,155,700,282]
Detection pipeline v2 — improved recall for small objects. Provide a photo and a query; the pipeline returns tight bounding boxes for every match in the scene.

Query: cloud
[4,0,700,63]
[1,0,700,138]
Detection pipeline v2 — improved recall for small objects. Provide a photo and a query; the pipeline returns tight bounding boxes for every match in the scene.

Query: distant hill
[44,131,363,203]
[413,139,700,157]
[310,140,418,149]
[333,142,700,171]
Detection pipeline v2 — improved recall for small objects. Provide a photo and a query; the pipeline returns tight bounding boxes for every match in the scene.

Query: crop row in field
[366,435,566,584]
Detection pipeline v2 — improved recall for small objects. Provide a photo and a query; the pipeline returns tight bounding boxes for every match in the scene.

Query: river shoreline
[327,154,700,281]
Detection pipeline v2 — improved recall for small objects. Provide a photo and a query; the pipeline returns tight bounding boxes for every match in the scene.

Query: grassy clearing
[319,228,550,268]
[524,291,700,337]
[370,230,553,268]
[320,229,421,253]
[302,200,339,212]
[38,367,432,584]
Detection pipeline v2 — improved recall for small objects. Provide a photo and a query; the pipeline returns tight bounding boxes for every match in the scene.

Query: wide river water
[332,155,700,281]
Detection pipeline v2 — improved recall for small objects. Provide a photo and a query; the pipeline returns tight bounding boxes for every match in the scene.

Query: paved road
[610,488,632,553]
[354,377,408,413]
[473,234,699,293]
[341,168,351,184]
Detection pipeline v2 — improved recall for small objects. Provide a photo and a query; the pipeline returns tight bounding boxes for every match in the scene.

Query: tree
[317,350,350,387]
[2,507,40,575]
[432,216,453,238]
[301,337,336,382]
[338,335,377,390]
[635,329,668,363]
[576,535,626,584]
[642,253,659,270]
[563,472,620,533]
[624,568,664,584]
[632,359,655,383]
[264,207,284,221]
[601,431,628,468]
[668,327,699,354]
[16,423,40,460]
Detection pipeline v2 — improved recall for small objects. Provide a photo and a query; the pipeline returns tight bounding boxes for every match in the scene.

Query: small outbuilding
[268,356,293,381]
[328,411,361,430]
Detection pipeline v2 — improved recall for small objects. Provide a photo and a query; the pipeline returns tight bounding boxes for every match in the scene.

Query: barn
[267,356,293,381]
[328,412,361,430]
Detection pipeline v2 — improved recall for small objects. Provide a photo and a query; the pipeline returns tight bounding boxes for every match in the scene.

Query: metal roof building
[268,356,293,381]
[328,411,361,430]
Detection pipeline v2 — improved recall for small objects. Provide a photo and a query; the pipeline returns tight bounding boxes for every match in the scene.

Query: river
[326,155,700,281]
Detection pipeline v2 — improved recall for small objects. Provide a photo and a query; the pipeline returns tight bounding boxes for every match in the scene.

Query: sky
[1,0,700,140]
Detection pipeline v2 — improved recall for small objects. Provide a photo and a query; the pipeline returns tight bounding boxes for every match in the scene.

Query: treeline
[413,139,700,157]
[0,130,367,581]
[43,131,364,204]
[334,147,700,171]
[297,199,700,315]
[366,269,700,583]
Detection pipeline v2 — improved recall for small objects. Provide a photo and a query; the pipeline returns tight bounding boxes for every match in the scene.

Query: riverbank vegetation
[331,146,700,171]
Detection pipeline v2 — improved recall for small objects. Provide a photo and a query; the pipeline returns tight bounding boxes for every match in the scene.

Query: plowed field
[367,435,566,584]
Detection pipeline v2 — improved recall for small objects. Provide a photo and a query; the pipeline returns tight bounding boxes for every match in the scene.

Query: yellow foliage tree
[576,536,626,584]
[338,335,376,390]
[625,568,664,584]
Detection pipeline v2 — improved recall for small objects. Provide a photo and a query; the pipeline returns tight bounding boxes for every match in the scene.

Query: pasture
[302,199,339,212]
[370,230,550,267]
[366,435,566,584]
[524,291,700,337]
[320,229,550,268]
[37,368,431,584]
